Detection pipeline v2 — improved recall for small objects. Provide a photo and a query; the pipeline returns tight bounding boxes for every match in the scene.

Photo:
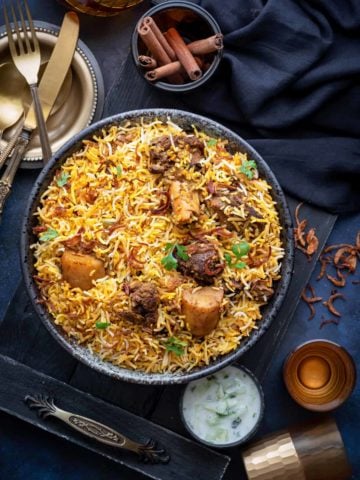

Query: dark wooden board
[68,364,164,417]
[0,354,230,480]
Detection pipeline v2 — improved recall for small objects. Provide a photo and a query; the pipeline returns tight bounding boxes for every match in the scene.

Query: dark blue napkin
[183,0,360,213]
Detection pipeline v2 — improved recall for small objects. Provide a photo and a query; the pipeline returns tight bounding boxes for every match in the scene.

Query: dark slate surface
[0,285,77,381]
[69,364,164,417]
[0,1,359,479]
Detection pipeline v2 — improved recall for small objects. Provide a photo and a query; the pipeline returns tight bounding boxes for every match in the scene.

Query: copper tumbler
[242,417,351,480]
[283,340,356,411]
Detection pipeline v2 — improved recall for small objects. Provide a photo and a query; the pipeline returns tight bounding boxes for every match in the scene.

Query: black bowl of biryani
[21,109,293,385]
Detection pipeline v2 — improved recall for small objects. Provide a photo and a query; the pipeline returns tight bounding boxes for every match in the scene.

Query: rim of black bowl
[131,0,223,92]
[179,364,265,448]
[21,109,294,385]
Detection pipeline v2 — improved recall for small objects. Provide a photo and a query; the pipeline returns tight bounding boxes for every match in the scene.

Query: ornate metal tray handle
[25,395,170,464]
[0,129,31,218]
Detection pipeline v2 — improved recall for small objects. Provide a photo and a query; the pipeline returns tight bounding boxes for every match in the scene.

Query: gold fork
[3,0,52,162]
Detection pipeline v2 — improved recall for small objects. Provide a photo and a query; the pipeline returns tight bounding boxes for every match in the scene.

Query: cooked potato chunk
[169,181,200,224]
[61,250,106,290]
[181,287,224,336]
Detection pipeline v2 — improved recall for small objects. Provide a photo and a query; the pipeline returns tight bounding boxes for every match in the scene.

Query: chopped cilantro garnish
[232,241,250,258]
[239,160,257,179]
[164,243,174,252]
[56,172,69,187]
[225,242,250,269]
[161,252,178,271]
[234,261,246,269]
[224,252,232,266]
[116,165,122,176]
[39,228,59,242]
[95,322,110,329]
[161,243,188,270]
[175,244,189,261]
[207,138,217,147]
[163,336,188,356]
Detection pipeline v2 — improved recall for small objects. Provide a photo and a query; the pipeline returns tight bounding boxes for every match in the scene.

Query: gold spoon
[0,62,27,144]
[0,62,73,166]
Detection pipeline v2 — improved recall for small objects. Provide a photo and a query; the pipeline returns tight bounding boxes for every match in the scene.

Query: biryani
[32,118,284,373]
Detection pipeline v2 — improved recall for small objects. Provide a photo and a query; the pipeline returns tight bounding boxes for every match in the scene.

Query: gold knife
[0,12,79,216]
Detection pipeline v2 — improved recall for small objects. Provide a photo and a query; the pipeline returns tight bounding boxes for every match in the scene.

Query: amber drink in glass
[59,0,144,17]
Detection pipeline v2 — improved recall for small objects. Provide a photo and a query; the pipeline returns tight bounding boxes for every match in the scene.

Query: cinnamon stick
[138,55,158,69]
[143,16,177,61]
[137,22,172,66]
[165,27,202,81]
[187,34,224,55]
[145,57,204,81]
[137,23,183,83]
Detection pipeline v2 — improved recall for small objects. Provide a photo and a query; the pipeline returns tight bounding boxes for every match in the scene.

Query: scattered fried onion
[294,203,307,247]
[334,246,357,272]
[326,269,346,287]
[320,232,360,288]
[63,230,96,254]
[301,284,322,320]
[206,181,217,194]
[306,228,319,256]
[207,226,234,238]
[323,243,353,253]
[304,231,360,328]
[317,254,332,280]
[128,245,146,267]
[32,225,47,234]
[320,318,339,329]
[323,291,345,317]
[152,190,170,214]
[107,221,124,235]
[248,246,271,267]
[63,233,82,249]
[294,203,319,260]
[189,226,234,240]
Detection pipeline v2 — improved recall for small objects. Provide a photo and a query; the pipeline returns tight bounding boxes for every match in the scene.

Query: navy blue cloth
[185,0,360,213]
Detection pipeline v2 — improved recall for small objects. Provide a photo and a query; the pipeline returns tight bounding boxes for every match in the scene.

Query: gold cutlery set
[0,1,79,216]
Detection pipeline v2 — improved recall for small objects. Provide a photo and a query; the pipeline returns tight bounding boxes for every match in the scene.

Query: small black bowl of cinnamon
[131,0,223,92]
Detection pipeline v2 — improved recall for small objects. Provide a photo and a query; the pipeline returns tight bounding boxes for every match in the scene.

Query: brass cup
[242,418,351,480]
[283,340,356,411]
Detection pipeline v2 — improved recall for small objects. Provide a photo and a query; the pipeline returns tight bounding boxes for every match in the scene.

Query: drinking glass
[59,0,144,17]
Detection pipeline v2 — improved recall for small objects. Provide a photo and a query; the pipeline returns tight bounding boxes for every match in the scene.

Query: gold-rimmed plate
[0,20,104,168]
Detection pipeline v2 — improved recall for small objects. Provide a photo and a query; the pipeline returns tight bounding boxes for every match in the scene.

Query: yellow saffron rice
[32,118,284,373]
